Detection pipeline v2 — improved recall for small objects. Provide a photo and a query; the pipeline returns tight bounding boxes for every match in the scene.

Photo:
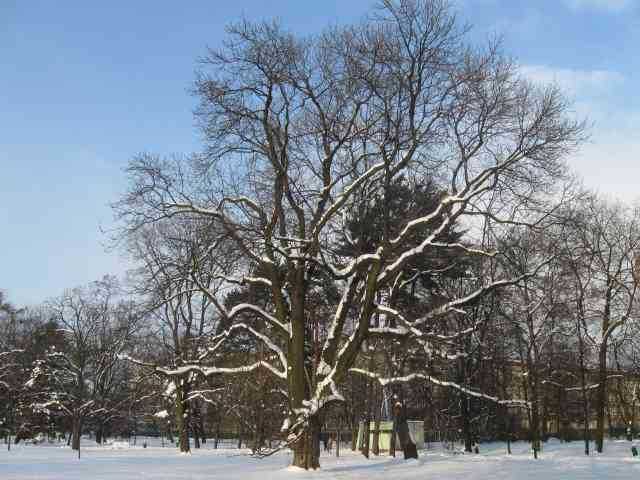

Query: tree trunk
[394,404,418,460]
[541,393,549,441]
[530,397,540,459]
[291,415,320,470]
[214,423,220,449]
[582,395,590,456]
[361,416,370,458]
[630,401,636,441]
[200,413,206,445]
[290,292,320,470]
[95,423,104,445]
[6,401,13,452]
[71,415,82,451]
[389,419,396,457]
[526,348,541,459]
[191,403,205,448]
[461,393,472,453]
[175,381,190,453]
[559,388,570,443]
[252,408,263,453]
[504,406,512,455]
[193,406,201,449]
[395,417,418,459]
[576,310,590,455]
[288,268,314,469]
[372,419,380,456]
[458,355,472,453]
[596,346,607,453]
[596,292,613,453]
[351,424,357,451]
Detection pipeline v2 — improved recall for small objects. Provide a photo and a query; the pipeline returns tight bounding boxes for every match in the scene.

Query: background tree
[561,196,640,453]
[29,278,139,451]
[122,217,229,453]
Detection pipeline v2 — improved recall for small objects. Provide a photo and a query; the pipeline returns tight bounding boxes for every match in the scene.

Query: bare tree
[562,196,640,453]
[29,278,139,451]
[115,0,583,468]
[497,228,568,458]
[121,218,228,452]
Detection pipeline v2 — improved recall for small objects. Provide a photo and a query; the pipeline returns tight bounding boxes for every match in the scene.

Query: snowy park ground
[2,437,640,479]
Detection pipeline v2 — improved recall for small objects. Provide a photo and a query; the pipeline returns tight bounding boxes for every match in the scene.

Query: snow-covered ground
[2,437,640,479]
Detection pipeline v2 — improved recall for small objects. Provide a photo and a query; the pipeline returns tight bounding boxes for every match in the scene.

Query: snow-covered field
[2,438,640,479]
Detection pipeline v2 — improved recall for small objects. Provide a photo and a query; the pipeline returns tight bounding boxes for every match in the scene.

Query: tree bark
[595,345,607,453]
[214,423,220,449]
[541,392,549,441]
[192,404,201,449]
[200,411,206,445]
[361,416,370,459]
[288,266,314,468]
[351,424,357,451]
[596,290,613,453]
[530,394,541,459]
[372,419,380,456]
[504,406,512,454]
[389,419,396,457]
[95,423,104,445]
[559,388,570,443]
[175,381,190,453]
[394,404,418,460]
[292,415,320,470]
[71,415,82,451]
[578,333,590,455]
[461,393,472,453]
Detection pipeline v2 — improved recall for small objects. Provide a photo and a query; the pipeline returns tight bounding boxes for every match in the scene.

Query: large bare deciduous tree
[115,0,583,468]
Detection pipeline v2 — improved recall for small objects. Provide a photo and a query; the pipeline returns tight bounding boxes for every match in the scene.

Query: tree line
[2,0,640,470]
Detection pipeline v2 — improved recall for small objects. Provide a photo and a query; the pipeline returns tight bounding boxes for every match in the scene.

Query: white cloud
[563,0,634,11]
[569,127,640,203]
[520,65,639,202]
[519,65,624,99]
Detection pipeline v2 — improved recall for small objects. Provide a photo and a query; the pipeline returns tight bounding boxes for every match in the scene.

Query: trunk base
[291,417,321,470]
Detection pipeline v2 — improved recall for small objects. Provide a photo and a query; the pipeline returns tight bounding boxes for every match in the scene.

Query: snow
[3,438,640,479]
[281,418,291,432]
[224,303,289,336]
[317,359,332,376]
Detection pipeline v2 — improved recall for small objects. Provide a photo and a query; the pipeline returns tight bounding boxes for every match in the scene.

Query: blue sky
[2,0,639,305]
